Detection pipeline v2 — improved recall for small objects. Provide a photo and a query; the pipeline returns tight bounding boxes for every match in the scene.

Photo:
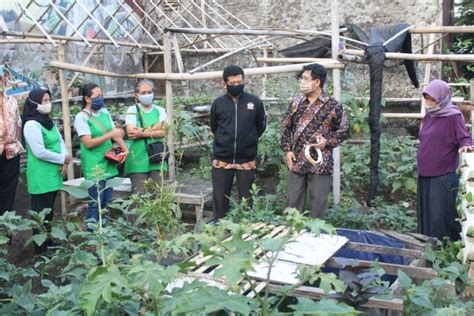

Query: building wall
[153,0,444,102]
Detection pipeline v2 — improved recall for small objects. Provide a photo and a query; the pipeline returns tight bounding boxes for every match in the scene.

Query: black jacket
[210,91,266,163]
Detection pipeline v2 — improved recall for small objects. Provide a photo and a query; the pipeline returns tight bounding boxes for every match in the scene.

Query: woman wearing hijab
[23,88,70,253]
[417,79,473,240]
[73,83,128,228]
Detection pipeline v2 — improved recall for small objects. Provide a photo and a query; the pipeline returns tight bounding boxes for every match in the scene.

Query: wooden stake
[342,49,474,62]
[67,45,99,89]
[163,32,176,181]
[331,0,341,205]
[50,60,344,80]
[57,42,74,181]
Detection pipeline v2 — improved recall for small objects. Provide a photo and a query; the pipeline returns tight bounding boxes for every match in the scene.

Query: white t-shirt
[73,108,115,137]
[125,104,167,127]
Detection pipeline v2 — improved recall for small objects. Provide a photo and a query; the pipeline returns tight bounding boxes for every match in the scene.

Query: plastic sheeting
[324,228,408,284]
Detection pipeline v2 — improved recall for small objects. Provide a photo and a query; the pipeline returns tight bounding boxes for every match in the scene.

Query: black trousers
[0,154,20,215]
[31,190,57,222]
[31,191,57,253]
[212,167,255,220]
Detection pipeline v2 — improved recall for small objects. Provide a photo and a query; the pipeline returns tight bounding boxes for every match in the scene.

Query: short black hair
[297,63,327,87]
[223,65,244,82]
[81,82,100,107]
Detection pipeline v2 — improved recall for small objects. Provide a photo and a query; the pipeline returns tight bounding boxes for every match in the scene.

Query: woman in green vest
[23,88,70,253]
[73,83,129,227]
[125,80,168,193]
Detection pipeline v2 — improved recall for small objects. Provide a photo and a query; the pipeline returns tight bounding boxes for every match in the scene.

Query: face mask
[299,81,314,95]
[37,102,52,114]
[426,105,441,113]
[91,96,104,110]
[227,84,244,97]
[138,93,154,106]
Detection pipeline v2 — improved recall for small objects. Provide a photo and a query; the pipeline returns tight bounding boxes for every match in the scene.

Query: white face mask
[37,102,52,114]
[299,81,314,95]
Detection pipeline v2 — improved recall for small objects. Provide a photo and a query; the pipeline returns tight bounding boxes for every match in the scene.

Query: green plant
[341,134,417,202]
[132,180,183,241]
[398,266,474,315]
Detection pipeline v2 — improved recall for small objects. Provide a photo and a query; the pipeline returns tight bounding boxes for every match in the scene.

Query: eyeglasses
[299,77,315,82]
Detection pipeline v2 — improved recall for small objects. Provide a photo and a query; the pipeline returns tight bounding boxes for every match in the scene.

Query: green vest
[26,125,63,194]
[124,105,168,174]
[79,110,118,180]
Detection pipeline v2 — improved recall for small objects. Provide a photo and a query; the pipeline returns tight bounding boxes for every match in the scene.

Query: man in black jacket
[210,65,266,220]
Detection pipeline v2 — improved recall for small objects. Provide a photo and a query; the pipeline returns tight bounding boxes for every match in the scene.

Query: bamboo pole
[382,113,424,119]
[57,42,74,181]
[342,49,474,62]
[0,39,53,44]
[257,57,340,63]
[420,33,436,116]
[146,47,266,55]
[409,26,474,33]
[163,32,176,181]
[50,60,344,80]
[172,33,190,97]
[262,48,268,98]
[331,0,341,205]
[471,80,474,139]
[1,31,161,50]
[67,45,100,89]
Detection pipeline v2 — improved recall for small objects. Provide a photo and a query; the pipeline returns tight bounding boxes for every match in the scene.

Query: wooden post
[471,80,474,139]
[57,41,74,181]
[163,32,176,181]
[420,33,436,116]
[262,48,268,98]
[331,0,341,205]
[200,0,208,49]
[144,52,149,73]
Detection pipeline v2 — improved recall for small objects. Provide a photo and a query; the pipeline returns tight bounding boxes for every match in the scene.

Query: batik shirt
[0,94,24,159]
[280,92,349,175]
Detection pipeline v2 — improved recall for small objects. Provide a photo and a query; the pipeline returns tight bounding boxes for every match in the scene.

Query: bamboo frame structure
[2,0,473,202]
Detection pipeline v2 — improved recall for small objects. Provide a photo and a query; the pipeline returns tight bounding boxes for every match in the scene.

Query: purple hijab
[423,79,461,118]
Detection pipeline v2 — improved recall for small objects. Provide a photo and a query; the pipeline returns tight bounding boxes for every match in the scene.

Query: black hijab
[22,88,54,131]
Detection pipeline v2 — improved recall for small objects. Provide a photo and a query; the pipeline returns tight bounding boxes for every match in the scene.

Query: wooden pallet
[181,224,435,313]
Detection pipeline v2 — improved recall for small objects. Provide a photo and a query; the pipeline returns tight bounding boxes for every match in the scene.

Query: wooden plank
[378,230,427,250]
[344,242,424,259]
[277,233,349,266]
[326,257,437,279]
[248,233,349,284]
[193,226,288,273]
[268,284,404,311]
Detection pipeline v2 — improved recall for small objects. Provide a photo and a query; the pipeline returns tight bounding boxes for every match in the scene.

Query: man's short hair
[223,65,244,82]
[297,63,327,87]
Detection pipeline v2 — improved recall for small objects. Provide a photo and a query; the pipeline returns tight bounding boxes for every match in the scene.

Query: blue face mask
[138,93,154,106]
[91,96,104,110]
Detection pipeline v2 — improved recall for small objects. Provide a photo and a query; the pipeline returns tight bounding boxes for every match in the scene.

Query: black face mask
[227,84,244,97]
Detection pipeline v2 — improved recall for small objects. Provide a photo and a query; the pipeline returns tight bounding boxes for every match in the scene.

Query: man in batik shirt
[0,88,24,214]
[280,63,349,218]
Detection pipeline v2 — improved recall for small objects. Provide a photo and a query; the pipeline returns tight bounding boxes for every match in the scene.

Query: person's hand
[109,128,124,139]
[118,149,129,164]
[459,145,474,154]
[60,164,68,175]
[314,133,328,149]
[286,151,296,169]
[127,127,141,139]
[64,154,72,164]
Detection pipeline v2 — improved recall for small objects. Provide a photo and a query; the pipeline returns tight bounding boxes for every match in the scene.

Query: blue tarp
[323,228,409,283]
